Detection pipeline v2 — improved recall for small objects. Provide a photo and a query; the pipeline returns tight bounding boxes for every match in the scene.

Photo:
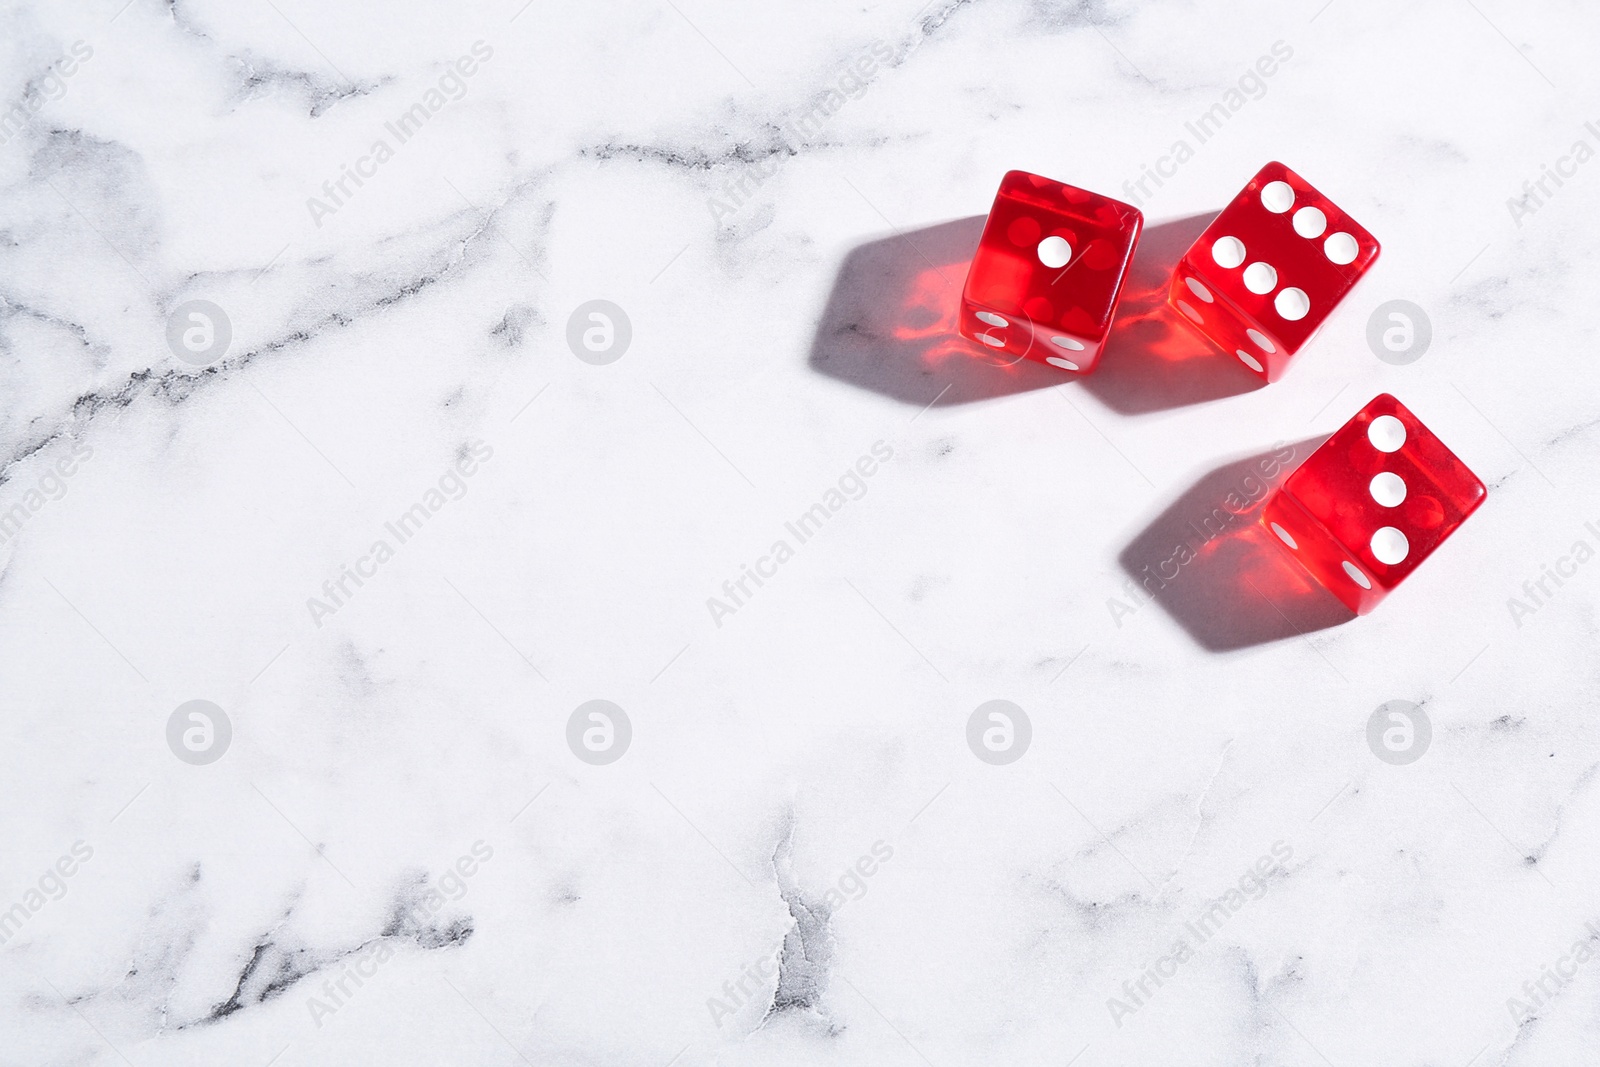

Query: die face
[1168,271,1283,380]
[960,294,1103,372]
[1173,161,1379,376]
[1262,491,1381,614]
[961,170,1142,374]
[1265,394,1485,613]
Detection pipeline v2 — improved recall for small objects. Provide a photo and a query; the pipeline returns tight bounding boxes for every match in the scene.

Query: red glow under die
[1262,394,1485,614]
[960,171,1142,375]
[1169,162,1379,382]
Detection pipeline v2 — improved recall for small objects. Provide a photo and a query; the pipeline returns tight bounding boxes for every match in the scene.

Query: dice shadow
[1118,436,1354,652]
[807,215,1068,407]
[1081,211,1263,415]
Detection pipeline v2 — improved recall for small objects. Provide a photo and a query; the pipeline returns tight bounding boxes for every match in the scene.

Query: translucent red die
[960,171,1143,375]
[1169,162,1379,382]
[1262,394,1485,614]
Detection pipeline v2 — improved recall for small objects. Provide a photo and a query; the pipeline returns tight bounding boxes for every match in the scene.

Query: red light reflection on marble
[892,260,1034,372]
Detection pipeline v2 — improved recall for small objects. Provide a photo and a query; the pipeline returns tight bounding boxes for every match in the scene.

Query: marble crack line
[192,886,475,1028]
[1158,739,1235,893]
[1543,411,1600,454]
[1525,758,1600,868]
[0,190,550,488]
[231,55,392,117]
[579,139,793,172]
[761,813,835,1030]
[0,293,100,353]
[914,0,980,38]
[440,172,557,281]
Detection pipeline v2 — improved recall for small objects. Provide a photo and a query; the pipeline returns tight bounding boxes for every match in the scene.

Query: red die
[960,171,1142,374]
[1262,395,1485,614]
[1169,162,1379,382]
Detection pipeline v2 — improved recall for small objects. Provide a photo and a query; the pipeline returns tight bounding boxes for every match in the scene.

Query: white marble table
[3,1,1598,1063]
